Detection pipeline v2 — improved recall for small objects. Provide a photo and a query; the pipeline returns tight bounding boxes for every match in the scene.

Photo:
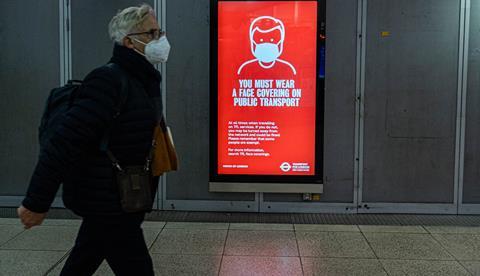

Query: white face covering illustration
[238,16,296,75]
[253,41,281,63]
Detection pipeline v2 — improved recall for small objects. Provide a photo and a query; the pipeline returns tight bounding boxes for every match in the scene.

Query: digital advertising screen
[210,0,325,186]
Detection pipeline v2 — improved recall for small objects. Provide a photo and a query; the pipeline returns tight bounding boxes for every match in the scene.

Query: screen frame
[209,0,325,184]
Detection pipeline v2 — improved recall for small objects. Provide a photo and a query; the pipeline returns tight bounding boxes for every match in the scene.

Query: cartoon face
[237,15,297,75]
[249,16,285,63]
[252,28,282,45]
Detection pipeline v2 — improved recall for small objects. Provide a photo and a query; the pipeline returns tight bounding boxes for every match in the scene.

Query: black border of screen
[209,0,325,184]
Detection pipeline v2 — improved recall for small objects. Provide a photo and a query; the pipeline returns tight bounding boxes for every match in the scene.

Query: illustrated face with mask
[249,17,285,67]
[237,16,296,75]
[124,14,171,64]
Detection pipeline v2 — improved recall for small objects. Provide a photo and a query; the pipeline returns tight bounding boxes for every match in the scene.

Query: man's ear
[123,36,134,49]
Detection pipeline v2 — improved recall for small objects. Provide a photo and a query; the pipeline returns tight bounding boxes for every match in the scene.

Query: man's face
[125,14,160,54]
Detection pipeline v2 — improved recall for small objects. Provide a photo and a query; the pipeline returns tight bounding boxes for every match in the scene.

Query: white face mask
[253,42,281,63]
[133,36,171,64]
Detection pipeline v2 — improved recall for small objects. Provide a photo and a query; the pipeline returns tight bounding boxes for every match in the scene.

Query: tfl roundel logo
[280,162,292,172]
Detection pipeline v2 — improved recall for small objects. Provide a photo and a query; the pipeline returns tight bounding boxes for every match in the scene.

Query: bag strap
[101,63,157,172]
[144,138,156,172]
[66,80,84,108]
[106,63,129,119]
[99,63,129,152]
[107,150,123,172]
[97,63,129,170]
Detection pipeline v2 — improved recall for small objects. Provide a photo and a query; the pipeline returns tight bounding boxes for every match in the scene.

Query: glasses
[127,29,165,40]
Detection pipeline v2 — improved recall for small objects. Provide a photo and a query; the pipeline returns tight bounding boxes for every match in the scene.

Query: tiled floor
[1,218,480,275]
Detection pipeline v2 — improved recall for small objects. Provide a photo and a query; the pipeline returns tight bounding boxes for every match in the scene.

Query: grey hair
[108,4,154,44]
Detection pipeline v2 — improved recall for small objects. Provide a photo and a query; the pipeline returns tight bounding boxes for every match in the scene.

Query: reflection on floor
[1,218,479,275]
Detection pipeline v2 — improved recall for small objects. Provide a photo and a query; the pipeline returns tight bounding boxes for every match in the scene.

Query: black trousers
[59,213,154,276]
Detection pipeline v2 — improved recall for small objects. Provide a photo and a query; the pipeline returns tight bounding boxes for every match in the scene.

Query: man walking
[18,4,170,275]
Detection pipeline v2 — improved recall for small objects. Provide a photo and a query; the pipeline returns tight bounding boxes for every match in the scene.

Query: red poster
[217,1,318,175]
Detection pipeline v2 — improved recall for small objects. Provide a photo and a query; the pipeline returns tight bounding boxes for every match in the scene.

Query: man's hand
[17,205,47,229]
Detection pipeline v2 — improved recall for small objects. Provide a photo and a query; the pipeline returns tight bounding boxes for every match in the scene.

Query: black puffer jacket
[22,44,162,217]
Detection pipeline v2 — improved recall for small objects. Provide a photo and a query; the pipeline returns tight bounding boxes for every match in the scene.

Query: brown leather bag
[152,118,178,176]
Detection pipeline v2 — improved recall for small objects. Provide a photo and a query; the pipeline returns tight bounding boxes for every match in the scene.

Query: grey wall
[463,0,480,203]
[71,0,154,80]
[0,0,60,195]
[165,0,255,201]
[165,0,358,203]
[362,0,459,203]
[265,0,358,203]
[1,0,478,213]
